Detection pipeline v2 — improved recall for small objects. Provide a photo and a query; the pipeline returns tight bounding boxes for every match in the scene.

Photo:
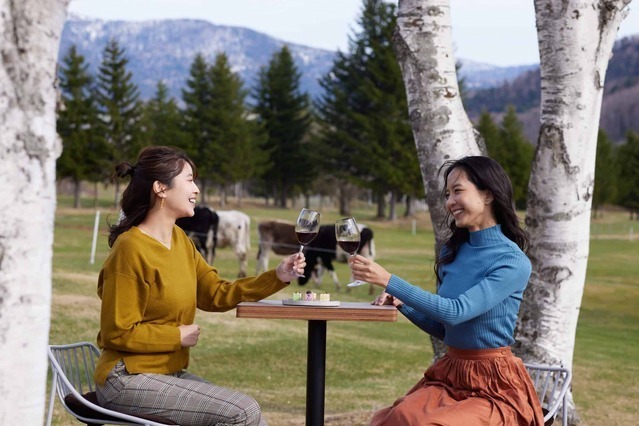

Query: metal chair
[46,342,176,426]
[525,363,572,426]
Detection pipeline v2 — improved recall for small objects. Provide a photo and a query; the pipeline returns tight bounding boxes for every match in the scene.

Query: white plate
[282,299,340,307]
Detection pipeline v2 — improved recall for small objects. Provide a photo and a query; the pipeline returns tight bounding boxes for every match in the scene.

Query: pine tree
[592,129,617,217]
[253,46,313,208]
[95,38,143,205]
[476,109,501,158]
[143,80,186,149]
[316,0,419,218]
[182,53,216,203]
[616,131,639,219]
[57,45,109,208]
[498,105,534,209]
[208,53,268,206]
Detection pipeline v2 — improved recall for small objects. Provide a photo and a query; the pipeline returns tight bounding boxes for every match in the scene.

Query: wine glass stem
[298,244,304,253]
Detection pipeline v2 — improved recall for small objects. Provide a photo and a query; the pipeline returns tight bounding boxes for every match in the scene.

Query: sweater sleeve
[398,304,446,340]
[194,254,289,312]
[386,251,531,326]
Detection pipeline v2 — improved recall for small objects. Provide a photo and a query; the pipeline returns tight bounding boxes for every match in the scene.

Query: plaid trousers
[96,360,267,426]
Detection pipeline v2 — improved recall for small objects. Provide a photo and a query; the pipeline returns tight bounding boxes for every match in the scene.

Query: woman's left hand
[276,252,306,283]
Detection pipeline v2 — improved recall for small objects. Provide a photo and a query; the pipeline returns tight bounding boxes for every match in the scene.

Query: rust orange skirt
[370,347,545,426]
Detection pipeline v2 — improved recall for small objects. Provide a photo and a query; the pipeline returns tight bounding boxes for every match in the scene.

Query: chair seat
[65,392,178,425]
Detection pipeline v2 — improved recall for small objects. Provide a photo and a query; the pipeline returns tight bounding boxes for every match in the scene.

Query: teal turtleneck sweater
[386,225,531,350]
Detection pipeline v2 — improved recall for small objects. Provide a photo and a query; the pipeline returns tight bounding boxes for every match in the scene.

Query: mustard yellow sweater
[94,225,288,385]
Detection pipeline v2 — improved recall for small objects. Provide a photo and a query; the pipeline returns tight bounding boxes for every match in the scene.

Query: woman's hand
[276,252,307,283]
[350,254,392,288]
[179,324,200,347]
[372,290,404,308]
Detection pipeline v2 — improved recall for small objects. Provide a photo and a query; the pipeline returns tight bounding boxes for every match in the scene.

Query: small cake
[292,291,302,301]
[319,292,331,302]
[304,290,317,301]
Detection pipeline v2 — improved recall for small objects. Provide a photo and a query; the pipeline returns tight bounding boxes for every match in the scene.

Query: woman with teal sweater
[351,156,544,426]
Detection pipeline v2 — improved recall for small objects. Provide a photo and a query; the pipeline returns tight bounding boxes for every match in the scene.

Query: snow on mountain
[59,15,532,101]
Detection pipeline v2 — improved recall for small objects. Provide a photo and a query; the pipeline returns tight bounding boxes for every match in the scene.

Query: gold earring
[160,197,165,208]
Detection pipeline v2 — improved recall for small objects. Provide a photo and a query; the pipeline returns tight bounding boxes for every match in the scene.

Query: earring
[160,197,165,208]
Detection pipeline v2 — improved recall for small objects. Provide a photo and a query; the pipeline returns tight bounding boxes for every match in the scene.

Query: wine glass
[335,217,366,287]
[293,208,321,277]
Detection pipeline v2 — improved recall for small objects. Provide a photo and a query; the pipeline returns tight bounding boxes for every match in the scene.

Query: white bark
[514,1,630,422]
[394,0,484,246]
[0,0,68,423]
[517,0,631,364]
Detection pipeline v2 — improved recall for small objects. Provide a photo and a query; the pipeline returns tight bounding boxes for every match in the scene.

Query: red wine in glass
[337,240,360,255]
[296,230,318,245]
[335,217,366,287]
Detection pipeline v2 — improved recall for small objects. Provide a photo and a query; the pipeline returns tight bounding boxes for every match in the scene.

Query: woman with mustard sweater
[94,146,305,425]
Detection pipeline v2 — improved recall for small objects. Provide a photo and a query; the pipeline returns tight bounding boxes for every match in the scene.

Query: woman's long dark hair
[434,156,529,283]
[108,146,196,247]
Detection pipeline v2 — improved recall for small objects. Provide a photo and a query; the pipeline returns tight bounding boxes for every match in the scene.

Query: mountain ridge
[60,15,535,101]
[464,35,639,142]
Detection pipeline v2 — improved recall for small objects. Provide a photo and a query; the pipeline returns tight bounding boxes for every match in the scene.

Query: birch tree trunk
[515,0,631,421]
[393,0,484,359]
[0,0,69,423]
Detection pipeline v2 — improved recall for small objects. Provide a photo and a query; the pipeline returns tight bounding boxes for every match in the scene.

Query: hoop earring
[160,197,165,209]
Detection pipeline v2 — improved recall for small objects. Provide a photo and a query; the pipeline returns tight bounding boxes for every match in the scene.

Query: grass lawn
[47,194,639,425]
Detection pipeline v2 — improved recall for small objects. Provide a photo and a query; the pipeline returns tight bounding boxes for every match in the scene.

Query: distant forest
[463,35,639,143]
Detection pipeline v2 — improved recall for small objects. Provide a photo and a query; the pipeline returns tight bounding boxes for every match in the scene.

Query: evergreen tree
[476,109,501,158]
[95,38,143,205]
[592,129,617,216]
[617,131,639,219]
[253,46,313,208]
[208,53,268,205]
[182,53,216,203]
[57,45,109,208]
[498,105,534,209]
[143,81,186,149]
[316,0,419,218]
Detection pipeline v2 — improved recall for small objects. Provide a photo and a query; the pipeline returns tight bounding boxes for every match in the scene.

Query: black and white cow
[177,207,251,278]
[256,220,375,290]
[176,206,219,264]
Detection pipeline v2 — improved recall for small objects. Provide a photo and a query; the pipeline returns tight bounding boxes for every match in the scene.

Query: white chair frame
[46,342,173,426]
[525,363,572,426]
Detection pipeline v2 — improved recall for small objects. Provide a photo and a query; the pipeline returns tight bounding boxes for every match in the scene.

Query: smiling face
[162,162,199,219]
[445,167,496,232]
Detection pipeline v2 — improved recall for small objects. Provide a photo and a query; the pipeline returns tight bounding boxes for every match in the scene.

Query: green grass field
[47,194,639,425]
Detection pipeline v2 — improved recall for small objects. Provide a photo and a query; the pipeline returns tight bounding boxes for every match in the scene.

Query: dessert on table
[283,290,338,306]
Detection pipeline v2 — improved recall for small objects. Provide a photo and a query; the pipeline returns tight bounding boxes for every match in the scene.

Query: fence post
[90,210,100,264]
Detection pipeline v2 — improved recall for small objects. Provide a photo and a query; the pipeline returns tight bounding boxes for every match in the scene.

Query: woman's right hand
[179,324,200,347]
[350,254,392,287]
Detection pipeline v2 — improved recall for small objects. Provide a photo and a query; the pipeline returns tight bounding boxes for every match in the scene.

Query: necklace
[138,226,171,245]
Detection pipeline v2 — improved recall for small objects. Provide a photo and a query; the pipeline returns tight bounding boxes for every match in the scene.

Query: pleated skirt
[370,346,545,426]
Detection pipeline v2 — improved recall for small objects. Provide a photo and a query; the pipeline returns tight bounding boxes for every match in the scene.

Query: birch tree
[0,0,69,423]
[393,0,631,422]
[515,0,632,416]
[392,0,485,358]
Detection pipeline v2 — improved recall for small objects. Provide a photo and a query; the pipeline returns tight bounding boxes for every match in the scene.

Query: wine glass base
[346,280,367,287]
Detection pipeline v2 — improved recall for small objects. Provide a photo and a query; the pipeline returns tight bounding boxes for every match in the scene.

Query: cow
[215,210,251,278]
[177,207,251,278]
[176,206,219,264]
[256,220,375,291]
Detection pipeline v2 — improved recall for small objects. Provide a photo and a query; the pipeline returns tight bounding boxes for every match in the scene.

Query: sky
[68,0,638,67]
